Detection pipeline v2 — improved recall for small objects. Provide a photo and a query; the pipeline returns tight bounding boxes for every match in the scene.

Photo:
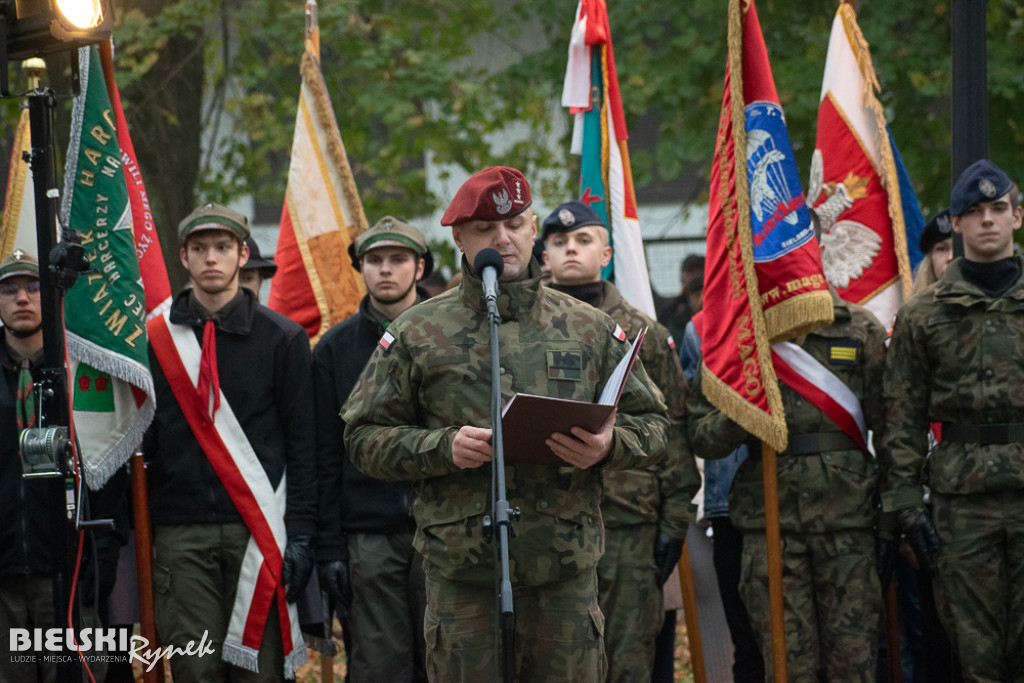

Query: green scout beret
[178,202,250,243]
[348,216,434,277]
[0,249,39,283]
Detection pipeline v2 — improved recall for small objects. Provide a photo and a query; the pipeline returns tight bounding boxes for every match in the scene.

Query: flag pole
[130,451,163,683]
[677,542,706,683]
[761,443,788,681]
[302,4,336,678]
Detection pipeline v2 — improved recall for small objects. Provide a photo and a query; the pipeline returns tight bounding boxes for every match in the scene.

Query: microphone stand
[482,279,517,683]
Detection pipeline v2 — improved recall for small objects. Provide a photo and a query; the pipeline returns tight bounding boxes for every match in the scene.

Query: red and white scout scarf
[148,312,306,677]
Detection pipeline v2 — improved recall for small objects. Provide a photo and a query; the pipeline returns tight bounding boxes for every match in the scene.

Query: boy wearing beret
[341,167,670,682]
[883,159,1024,680]
[541,200,699,683]
[144,203,315,680]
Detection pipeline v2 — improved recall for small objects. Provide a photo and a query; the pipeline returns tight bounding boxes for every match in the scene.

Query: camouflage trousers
[931,490,1024,682]
[423,566,606,682]
[597,523,662,683]
[346,532,427,683]
[740,529,881,682]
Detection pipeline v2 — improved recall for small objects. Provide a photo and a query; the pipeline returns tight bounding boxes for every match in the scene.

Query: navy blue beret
[541,200,605,241]
[950,159,1013,216]
[919,208,953,254]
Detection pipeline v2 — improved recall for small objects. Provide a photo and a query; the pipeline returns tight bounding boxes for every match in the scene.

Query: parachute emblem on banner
[748,128,799,228]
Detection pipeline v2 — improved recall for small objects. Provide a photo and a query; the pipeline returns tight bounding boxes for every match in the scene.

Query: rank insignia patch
[828,339,859,365]
[547,350,582,380]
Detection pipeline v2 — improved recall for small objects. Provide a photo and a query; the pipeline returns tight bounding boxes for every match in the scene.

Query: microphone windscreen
[473,248,505,278]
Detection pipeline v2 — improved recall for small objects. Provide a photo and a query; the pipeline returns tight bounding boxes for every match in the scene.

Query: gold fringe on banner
[300,44,369,240]
[764,293,836,345]
[839,3,912,300]
[716,0,788,453]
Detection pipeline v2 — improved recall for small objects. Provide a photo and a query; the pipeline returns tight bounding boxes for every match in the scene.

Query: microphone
[474,248,504,303]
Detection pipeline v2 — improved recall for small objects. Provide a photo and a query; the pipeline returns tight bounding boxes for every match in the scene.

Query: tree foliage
[4,0,1024,274]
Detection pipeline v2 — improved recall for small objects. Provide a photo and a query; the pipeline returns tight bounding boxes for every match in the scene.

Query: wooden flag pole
[130,451,163,683]
[762,442,787,682]
[678,541,706,683]
[304,4,336,679]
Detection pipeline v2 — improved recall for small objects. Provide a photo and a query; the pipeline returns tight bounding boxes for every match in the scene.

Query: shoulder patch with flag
[379,331,395,351]
[612,324,627,342]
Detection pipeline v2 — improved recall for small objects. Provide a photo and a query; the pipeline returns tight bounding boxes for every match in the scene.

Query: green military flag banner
[61,45,154,489]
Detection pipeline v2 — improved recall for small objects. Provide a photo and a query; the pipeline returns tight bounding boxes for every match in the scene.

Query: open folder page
[500,328,646,466]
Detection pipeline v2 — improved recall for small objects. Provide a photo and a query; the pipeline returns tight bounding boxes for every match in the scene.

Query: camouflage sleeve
[645,325,699,538]
[686,363,754,460]
[881,308,930,511]
[603,337,671,472]
[341,334,461,482]
[859,312,889,459]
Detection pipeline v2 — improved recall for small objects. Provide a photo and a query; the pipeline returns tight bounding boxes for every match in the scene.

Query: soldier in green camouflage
[540,200,700,683]
[341,167,670,682]
[688,288,888,682]
[883,159,1024,681]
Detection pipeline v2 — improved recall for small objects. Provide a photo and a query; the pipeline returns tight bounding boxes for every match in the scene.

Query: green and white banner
[61,46,154,489]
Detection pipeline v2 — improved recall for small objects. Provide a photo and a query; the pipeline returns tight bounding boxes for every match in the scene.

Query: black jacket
[1,342,126,578]
[314,293,421,562]
[144,288,316,537]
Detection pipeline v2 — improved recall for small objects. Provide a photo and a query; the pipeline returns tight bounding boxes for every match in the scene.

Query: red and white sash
[771,340,868,452]
[148,312,306,678]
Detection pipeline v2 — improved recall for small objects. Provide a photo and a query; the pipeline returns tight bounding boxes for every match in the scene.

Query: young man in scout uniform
[315,216,433,682]
[144,203,315,680]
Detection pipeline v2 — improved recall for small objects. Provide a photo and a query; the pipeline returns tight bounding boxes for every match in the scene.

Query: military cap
[0,249,39,283]
[348,216,434,277]
[241,237,278,278]
[440,166,532,226]
[178,202,250,243]
[919,208,953,255]
[950,159,1013,216]
[540,200,606,241]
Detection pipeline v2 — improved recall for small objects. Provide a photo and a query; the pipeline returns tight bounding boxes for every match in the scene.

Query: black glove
[318,559,352,621]
[81,537,120,607]
[876,512,899,589]
[282,535,315,603]
[653,532,686,587]
[897,507,940,574]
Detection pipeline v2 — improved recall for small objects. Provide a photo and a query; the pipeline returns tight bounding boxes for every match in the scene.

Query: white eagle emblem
[979,178,997,198]
[493,189,513,215]
[820,220,882,289]
[558,208,575,226]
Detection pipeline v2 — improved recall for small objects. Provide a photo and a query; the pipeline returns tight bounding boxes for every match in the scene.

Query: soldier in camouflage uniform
[688,288,887,682]
[883,159,1024,681]
[341,167,670,683]
[540,200,700,683]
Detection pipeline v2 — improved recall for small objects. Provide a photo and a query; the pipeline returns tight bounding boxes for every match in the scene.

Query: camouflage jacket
[883,256,1024,512]
[687,291,887,533]
[341,259,670,586]
[588,282,698,537]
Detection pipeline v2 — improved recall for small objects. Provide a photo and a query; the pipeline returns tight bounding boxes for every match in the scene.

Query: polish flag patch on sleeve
[379,331,395,351]
[666,335,676,351]
[612,324,627,342]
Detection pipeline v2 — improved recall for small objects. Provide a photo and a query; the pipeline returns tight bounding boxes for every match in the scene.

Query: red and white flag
[807,3,912,329]
[268,35,367,342]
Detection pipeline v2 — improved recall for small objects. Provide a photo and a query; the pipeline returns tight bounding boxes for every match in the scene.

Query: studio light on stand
[2,2,113,681]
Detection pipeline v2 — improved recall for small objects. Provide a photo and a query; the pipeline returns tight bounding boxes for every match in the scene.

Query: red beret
[441,166,532,226]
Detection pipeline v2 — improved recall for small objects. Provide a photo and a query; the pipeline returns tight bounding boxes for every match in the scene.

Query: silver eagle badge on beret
[979,178,997,198]
[558,209,576,227]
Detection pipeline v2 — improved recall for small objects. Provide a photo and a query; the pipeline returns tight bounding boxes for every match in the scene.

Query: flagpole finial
[305,0,320,58]
[22,58,46,90]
